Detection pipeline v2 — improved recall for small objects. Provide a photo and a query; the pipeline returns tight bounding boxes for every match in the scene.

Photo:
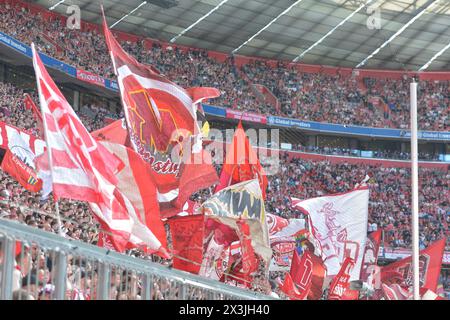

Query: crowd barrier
[0,219,273,300]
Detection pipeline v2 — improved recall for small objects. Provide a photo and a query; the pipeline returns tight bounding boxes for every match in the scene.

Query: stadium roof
[34,0,450,70]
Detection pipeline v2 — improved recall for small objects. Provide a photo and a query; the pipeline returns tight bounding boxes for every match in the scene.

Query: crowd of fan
[0,88,448,299]
[265,153,449,251]
[4,239,233,300]
[0,1,448,299]
[0,2,448,131]
[0,78,448,252]
[0,81,112,133]
[1,147,448,299]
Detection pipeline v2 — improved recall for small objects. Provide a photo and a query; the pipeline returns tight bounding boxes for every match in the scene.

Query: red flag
[280,272,310,300]
[360,229,382,283]
[235,219,258,277]
[199,218,237,281]
[31,43,163,254]
[24,93,44,138]
[290,250,313,298]
[167,215,205,274]
[99,141,168,256]
[102,10,218,218]
[328,257,355,300]
[91,118,130,146]
[380,238,445,291]
[215,122,268,199]
[1,149,42,193]
[308,252,327,300]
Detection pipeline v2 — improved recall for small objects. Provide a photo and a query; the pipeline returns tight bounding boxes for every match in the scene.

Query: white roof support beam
[418,39,450,71]
[49,0,66,11]
[170,0,230,43]
[292,0,376,63]
[231,0,305,54]
[356,0,440,68]
[110,1,148,29]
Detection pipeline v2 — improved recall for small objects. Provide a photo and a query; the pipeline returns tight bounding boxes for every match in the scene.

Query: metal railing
[0,219,273,300]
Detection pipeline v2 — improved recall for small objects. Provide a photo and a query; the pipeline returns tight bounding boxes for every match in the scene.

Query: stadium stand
[0,0,448,301]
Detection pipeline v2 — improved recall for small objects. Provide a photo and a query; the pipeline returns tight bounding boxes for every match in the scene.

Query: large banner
[360,230,382,282]
[201,179,271,263]
[292,187,369,280]
[380,239,445,291]
[0,121,45,157]
[266,213,306,271]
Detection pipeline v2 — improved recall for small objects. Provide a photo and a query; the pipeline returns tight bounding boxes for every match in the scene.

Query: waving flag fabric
[1,149,42,193]
[102,11,219,218]
[266,213,306,271]
[292,187,369,280]
[201,179,271,263]
[0,127,42,193]
[167,214,205,274]
[280,272,309,300]
[328,257,355,300]
[215,122,268,199]
[24,93,44,138]
[98,141,168,255]
[92,118,130,146]
[308,252,327,300]
[31,43,164,254]
[288,250,313,299]
[380,238,445,291]
[360,229,382,283]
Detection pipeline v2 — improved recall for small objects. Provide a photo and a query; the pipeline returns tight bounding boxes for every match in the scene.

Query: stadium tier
[0,0,448,302]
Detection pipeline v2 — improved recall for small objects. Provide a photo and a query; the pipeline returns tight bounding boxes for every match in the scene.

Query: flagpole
[31,43,63,236]
[410,79,420,300]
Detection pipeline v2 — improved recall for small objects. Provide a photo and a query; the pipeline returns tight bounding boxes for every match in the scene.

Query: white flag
[292,187,369,280]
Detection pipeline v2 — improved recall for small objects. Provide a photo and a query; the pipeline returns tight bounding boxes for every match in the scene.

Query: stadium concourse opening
[0,0,448,303]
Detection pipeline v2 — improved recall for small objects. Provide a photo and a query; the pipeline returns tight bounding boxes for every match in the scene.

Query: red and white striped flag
[31,44,165,254]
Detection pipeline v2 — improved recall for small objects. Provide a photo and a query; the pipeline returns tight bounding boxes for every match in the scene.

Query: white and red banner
[328,257,355,300]
[292,187,369,280]
[267,213,306,271]
[1,149,42,193]
[360,229,382,283]
[270,240,297,271]
[98,141,168,254]
[267,213,306,240]
[0,121,45,157]
[31,43,165,254]
[380,238,445,292]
